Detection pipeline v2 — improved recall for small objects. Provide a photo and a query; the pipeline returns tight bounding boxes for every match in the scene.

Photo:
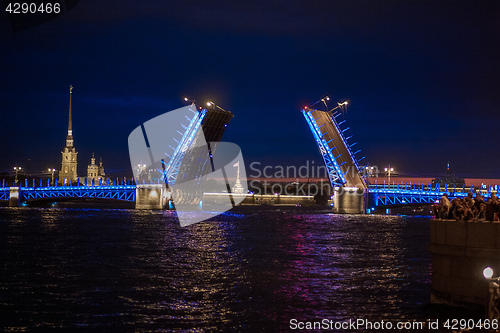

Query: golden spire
[68,85,73,135]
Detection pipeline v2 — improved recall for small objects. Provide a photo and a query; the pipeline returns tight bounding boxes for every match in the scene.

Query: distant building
[432,163,465,188]
[232,161,245,193]
[59,86,78,185]
[87,154,106,185]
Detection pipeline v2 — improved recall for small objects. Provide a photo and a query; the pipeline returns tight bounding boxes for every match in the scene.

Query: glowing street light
[48,168,56,186]
[206,101,227,112]
[483,267,500,321]
[328,100,349,114]
[484,267,494,279]
[320,96,330,109]
[13,166,21,184]
[307,96,348,114]
[308,96,330,109]
[183,97,196,104]
[385,165,394,186]
[365,166,376,177]
[137,164,147,174]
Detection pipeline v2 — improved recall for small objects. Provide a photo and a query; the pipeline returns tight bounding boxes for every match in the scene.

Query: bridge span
[301,97,499,214]
[0,185,136,207]
[2,97,497,212]
[367,183,498,212]
[302,101,367,213]
[2,181,499,212]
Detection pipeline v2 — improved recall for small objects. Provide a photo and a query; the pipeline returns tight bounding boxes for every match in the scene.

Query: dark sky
[1,0,500,178]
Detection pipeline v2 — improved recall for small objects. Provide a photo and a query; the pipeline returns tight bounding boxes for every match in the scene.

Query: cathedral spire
[68,85,73,137]
[66,85,74,147]
[60,85,78,185]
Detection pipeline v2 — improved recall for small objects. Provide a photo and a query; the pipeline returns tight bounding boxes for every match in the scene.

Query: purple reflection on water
[0,206,437,331]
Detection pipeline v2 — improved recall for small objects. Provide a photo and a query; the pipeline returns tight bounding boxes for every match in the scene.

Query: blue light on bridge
[302,109,347,186]
[163,108,207,185]
[2,185,138,203]
[366,183,484,207]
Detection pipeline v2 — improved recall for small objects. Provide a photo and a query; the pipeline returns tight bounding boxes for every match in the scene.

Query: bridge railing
[0,185,137,202]
[366,182,499,209]
[0,188,9,200]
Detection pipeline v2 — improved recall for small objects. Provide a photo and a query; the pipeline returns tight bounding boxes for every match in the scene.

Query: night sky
[1,1,499,179]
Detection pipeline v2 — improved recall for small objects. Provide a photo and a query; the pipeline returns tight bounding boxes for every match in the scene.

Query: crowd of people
[433,192,499,221]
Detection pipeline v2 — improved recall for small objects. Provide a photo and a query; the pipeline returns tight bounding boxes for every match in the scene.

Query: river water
[0,206,480,332]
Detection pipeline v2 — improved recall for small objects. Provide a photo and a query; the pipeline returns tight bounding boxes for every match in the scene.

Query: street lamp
[364,166,376,178]
[136,164,146,173]
[206,101,227,112]
[483,267,500,321]
[183,97,195,104]
[385,165,394,187]
[306,96,348,114]
[484,267,494,279]
[13,166,21,185]
[48,168,56,186]
[321,96,330,109]
[328,100,348,114]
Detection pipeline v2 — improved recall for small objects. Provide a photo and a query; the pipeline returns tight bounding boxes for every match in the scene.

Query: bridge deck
[302,108,366,188]
[0,185,136,202]
[1,183,498,209]
[368,183,498,208]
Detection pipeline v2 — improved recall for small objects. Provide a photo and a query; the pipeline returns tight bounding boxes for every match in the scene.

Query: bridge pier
[333,187,366,214]
[135,184,169,210]
[8,187,21,207]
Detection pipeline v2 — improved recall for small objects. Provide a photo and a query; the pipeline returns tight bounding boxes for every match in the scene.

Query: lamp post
[328,100,348,114]
[48,168,56,186]
[364,166,376,178]
[483,267,500,322]
[13,166,21,185]
[183,97,195,104]
[305,97,348,116]
[206,101,228,112]
[385,165,394,187]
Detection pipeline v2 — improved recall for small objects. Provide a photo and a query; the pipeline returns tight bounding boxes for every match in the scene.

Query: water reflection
[0,207,434,331]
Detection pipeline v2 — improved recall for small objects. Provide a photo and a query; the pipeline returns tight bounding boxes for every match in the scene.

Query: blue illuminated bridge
[0,185,136,205]
[1,102,235,209]
[1,181,499,211]
[1,99,498,212]
[301,99,499,213]
[366,182,498,212]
